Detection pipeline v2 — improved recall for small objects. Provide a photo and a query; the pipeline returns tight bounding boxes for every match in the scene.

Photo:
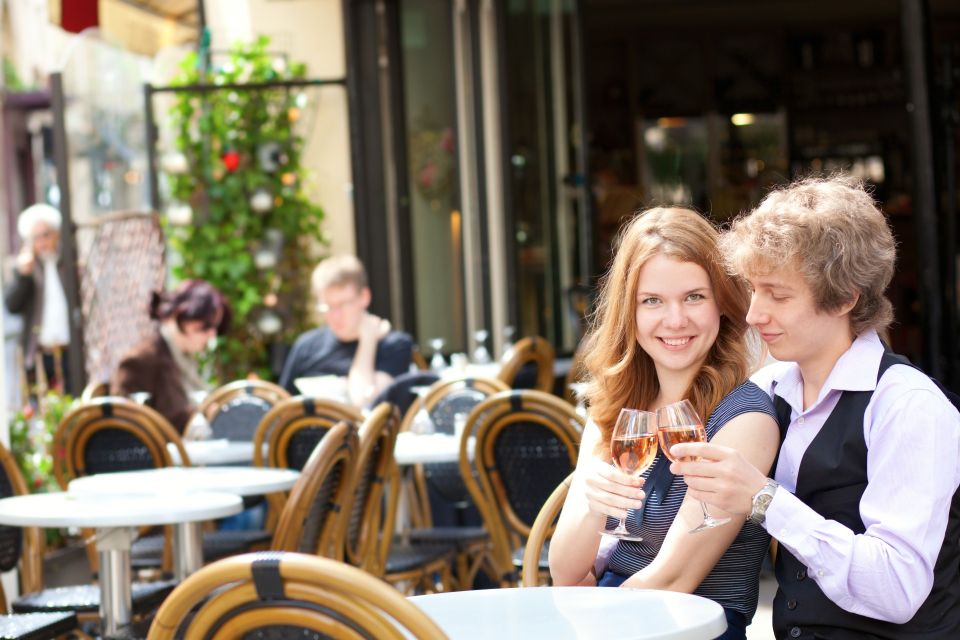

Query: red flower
[22,405,34,419]
[222,150,241,172]
[33,477,42,489]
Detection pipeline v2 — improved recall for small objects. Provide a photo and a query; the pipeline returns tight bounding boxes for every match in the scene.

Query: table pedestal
[96,527,134,637]
[173,522,204,582]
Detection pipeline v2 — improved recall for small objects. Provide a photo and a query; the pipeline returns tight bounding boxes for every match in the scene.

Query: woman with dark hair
[549,207,779,640]
[111,280,231,433]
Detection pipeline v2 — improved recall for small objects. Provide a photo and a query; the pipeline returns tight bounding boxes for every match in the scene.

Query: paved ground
[747,572,777,640]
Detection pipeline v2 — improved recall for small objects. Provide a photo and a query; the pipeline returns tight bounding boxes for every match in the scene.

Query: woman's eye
[639,297,660,306]
[686,293,706,302]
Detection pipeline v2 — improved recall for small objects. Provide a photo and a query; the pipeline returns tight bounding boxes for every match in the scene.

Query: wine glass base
[599,529,644,542]
[689,516,731,533]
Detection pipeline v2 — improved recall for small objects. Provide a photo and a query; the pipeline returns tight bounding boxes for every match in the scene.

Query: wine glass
[500,325,516,359]
[428,337,446,371]
[472,329,491,364]
[601,408,658,541]
[656,399,731,533]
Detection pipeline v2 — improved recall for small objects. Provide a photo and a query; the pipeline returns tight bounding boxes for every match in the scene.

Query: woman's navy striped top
[606,381,776,620]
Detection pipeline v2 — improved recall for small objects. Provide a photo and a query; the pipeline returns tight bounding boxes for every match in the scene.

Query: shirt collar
[770,329,884,412]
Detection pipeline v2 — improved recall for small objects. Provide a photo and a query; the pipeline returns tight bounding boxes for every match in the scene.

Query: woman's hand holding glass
[599,408,658,541]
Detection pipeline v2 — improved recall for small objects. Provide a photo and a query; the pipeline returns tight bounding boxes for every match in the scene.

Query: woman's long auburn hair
[582,207,754,449]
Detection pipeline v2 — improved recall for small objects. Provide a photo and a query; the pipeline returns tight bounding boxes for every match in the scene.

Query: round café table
[0,491,241,637]
[69,466,300,581]
[409,587,727,639]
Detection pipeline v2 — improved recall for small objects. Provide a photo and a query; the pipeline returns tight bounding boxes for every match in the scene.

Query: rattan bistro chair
[346,403,454,593]
[52,397,189,574]
[497,336,556,392]
[52,398,255,576]
[254,396,362,533]
[148,552,448,640]
[0,443,81,640]
[521,473,573,587]
[198,379,290,441]
[270,421,359,559]
[462,390,582,585]
[402,377,509,590]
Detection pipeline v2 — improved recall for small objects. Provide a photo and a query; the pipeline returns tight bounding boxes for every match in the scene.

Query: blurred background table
[0,491,241,636]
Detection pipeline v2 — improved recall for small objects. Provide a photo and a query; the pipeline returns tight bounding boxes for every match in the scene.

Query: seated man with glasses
[278,255,412,406]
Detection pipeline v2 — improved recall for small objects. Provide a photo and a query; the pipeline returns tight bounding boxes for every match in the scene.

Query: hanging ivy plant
[165,36,326,379]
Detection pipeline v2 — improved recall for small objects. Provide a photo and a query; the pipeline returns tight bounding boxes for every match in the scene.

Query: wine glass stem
[699,500,713,520]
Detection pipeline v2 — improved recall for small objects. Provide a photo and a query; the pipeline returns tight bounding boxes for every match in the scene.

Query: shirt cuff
[763,488,835,582]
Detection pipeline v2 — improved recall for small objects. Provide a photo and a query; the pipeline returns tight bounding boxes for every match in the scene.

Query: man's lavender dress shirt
[751,330,960,624]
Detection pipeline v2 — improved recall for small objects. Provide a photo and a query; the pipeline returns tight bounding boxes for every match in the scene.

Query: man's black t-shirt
[277,327,413,394]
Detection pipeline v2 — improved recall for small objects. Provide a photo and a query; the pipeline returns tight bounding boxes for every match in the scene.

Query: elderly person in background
[3,203,71,394]
[112,280,231,434]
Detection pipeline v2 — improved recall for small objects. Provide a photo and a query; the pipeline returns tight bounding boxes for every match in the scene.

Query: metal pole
[144,83,160,212]
[49,72,86,395]
[172,522,204,581]
[900,0,942,377]
[96,527,134,636]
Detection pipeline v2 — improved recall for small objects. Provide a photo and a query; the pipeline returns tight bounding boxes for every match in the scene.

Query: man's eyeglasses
[316,297,359,314]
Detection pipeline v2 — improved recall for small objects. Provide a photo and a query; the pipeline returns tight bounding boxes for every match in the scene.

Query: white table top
[409,587,726,640]
[439,363,503,381]
[68,466,301,497]
[168,439,265,466]
[0,491,242,528]
[394,432,473,465]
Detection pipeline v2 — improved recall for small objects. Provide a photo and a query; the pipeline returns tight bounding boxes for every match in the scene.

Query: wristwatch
[748,479,779,526]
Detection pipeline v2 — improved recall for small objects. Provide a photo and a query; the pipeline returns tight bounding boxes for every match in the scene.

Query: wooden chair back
[148,551,448,640]
[198,379,290,441]
[521,473,573,587]
[271,421,359,560]
[343,403,400,574]
[53,396,189,487]
[0,442,44,608]
[461,390,583,582]
[402,377,510,528]
[254,396,362,470]
[53,396,188,572]
[79,380,109,403]
[497,336,556,392]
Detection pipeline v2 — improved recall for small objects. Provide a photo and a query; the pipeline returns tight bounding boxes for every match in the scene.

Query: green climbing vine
[165,36,326,379]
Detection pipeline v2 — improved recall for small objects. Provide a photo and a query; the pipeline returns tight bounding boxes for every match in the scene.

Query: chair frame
[460,389,583,584]
[53,396,191,573]
[271,421,358,560]
[148,552,448,640]
[399,376,510,435]
[497,336,556,392]
[53,396,190,488]
[196,379,290,435]
[344,402,399,573]
[254,396,362,532]
[521,473,573,587]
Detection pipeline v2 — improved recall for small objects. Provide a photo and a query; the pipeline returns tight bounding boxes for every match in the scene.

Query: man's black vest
[771,351,960,640]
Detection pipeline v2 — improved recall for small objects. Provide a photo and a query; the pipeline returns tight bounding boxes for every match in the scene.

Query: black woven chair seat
[386,542,455,574]
[210,397,272,442]
[408,526,488,548]
[0,611,77,640]
[511,543,548,570]
[12,579,175,614]
[202,529,273,559]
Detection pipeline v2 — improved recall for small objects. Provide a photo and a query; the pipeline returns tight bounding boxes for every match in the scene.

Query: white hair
[17,204,62,240]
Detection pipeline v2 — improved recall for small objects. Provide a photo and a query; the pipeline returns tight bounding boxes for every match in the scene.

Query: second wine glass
[656,399,730,533]
[601,408,658,541]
